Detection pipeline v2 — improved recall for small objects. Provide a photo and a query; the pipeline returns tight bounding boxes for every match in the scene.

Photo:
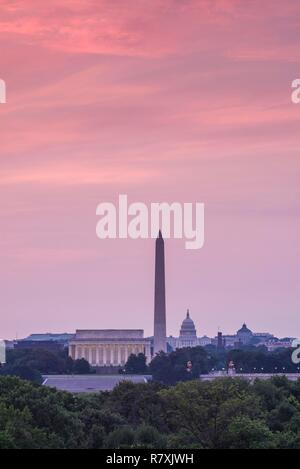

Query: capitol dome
[179,310,197,338]
[236,323,253,345]
[237,323,252,335]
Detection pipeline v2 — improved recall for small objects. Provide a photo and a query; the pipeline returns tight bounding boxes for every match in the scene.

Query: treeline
[1,375,300,448]
[149,345,299,385]
[1,345,298,387]
[0,349,91,384]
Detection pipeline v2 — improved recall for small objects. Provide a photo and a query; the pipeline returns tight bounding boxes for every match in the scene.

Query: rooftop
[43,374,152,393]
[74,330,145,340]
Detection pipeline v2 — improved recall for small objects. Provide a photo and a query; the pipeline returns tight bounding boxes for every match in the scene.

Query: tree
[125,353,148,374]
[150,347,212,385]
[6,349,66,374]
[107,381,167,430]
[224,416,276,449]
[159,378,264,448]
[0,364,42,384]
[2,348,77,382]
[73,358,90,374]
[134,424,167,448]
[104,426,135,449]
[1,372,300,449]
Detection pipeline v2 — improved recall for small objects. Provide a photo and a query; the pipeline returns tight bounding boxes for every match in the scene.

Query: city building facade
[69,330,152,368]
[167,310,212,350]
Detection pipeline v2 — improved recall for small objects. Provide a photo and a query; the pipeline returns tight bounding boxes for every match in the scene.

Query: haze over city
[0,0,300,340]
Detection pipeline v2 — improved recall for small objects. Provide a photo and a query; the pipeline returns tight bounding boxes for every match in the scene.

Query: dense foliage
[1,375,300,449]
[0,349,91,384]
[1,345,298,387]
[149,345,299,384]
[124,353,148,375]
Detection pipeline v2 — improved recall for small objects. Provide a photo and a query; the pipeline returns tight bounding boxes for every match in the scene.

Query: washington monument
[153,231,167,354]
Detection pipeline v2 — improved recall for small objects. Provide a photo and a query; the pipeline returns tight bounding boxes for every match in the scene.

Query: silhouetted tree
[125,353,148,374]
[73,358,90,374]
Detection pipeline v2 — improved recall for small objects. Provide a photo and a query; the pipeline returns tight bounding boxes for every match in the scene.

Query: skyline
[0,0,300,339]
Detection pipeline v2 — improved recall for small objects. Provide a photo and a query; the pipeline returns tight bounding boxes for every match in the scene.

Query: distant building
[214,324,277,349]
[236,323,253,345]
[4,340,15,350]
[15,333,73,352]
[251,332,274,346]
[213,324,252,349]
[222,335,240,348]
[15,340,65,353]
[69,330,152,368]
[167,310,209,350]
[216,332,224,349]
[198,335,212,347]
[266,339,294,352]
[178,310,198,348]
[253,332,274,340]
[23,333,74,346]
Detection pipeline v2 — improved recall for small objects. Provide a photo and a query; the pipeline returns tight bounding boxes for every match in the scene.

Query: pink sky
[0,0,299,340]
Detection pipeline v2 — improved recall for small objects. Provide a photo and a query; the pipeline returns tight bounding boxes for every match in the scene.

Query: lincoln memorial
[69,330,152,368]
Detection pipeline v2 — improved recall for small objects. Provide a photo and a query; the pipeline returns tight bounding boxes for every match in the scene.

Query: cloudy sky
[0,0,299,339]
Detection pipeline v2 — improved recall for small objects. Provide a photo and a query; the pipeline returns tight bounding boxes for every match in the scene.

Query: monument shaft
[154,231,167,354]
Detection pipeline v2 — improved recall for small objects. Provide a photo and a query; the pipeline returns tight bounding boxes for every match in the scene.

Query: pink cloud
[0,0,300,339]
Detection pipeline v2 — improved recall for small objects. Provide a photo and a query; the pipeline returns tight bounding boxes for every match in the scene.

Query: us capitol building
[167,309,211,350]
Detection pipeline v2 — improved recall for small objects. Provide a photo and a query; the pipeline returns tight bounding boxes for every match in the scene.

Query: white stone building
[167,310,210,350]
[69,330,152,367]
